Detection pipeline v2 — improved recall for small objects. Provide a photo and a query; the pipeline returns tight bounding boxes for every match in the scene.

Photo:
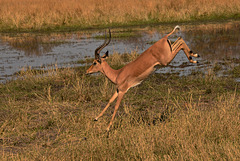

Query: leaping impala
[86,26,199,131]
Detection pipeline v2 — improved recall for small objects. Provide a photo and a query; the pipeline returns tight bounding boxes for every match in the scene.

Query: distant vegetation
[0,0,239,32]
[0,53,239,160]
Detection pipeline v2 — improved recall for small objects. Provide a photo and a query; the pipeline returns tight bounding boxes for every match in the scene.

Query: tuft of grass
[229,65,240,78]
[106,51,140,69]
[0,53,239,160]
[94,29,140,39]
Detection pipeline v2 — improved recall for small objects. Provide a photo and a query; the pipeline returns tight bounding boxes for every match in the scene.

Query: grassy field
[0,0,239,32]
[0,53,239,160]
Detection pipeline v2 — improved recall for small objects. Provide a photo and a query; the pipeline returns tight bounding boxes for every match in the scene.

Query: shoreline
[0,17,239,33]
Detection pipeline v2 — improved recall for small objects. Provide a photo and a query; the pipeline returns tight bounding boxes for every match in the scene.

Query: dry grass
[0,0,239,31]
[0,53,240,160]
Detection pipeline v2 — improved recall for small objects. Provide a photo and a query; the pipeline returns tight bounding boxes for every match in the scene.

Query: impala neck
[101,60,119,84]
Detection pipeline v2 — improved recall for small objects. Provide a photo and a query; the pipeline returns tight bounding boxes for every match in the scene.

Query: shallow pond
[0,21,239,83]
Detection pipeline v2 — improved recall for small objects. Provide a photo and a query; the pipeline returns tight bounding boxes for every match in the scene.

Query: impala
[86,26,199,131]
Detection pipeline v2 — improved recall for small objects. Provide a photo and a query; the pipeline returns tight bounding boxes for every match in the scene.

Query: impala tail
[166,25,180,37]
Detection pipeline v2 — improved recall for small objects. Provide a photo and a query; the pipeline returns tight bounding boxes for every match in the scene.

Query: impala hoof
[190,51,199,58]
[94,118,98,121]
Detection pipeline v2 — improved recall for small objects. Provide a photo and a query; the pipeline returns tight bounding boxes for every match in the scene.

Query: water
[0,21,239,83]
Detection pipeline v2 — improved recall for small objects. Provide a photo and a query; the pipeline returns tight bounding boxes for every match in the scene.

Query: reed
[0,0,239,31]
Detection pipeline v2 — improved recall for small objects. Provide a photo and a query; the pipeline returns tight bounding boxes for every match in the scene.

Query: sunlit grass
[0,53,239,160]
[0,0,239,31]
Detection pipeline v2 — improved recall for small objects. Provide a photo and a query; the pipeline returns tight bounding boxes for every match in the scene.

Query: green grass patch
[229,65,240,78]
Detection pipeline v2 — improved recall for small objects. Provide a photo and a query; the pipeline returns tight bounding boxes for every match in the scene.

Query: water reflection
[182,22,240,60]
[0,32,88,56]
[2,35,52,56]
[0,21,239,82]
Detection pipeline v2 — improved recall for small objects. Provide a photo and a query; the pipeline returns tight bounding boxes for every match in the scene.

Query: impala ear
[101,51,109,59]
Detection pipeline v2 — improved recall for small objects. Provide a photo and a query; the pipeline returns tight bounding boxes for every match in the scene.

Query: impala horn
[95,29,111,62]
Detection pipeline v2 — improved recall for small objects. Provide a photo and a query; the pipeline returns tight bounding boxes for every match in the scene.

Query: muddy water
[0,21,239,83]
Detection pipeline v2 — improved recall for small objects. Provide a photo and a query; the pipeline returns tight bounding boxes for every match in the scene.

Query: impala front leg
[106,91,125,131]
[94,91,118,121]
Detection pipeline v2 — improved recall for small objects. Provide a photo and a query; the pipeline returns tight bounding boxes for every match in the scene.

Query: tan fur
[86,26,199,131]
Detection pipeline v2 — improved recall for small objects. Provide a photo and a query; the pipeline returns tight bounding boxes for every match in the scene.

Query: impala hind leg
[171,37,199,63]
[94,91,118,121]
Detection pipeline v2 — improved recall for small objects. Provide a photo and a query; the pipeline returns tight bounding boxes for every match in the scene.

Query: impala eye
[93,62,97,65]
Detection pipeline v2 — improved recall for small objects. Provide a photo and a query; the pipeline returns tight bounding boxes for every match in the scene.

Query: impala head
[86,29,111,74]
